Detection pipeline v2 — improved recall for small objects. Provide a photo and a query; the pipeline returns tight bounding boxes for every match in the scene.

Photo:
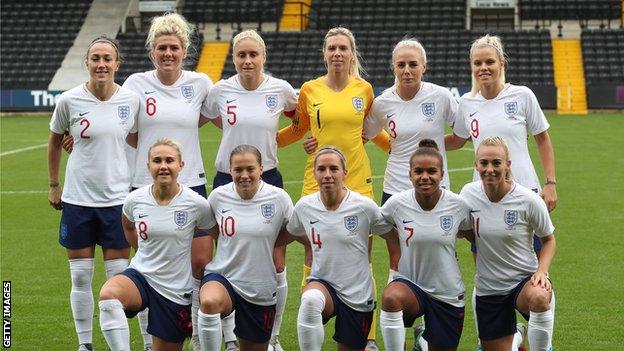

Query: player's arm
[122,213,138,251]
[277,88,310,148]
[275,227,308,247]
[533,234,556,290]
[444,133,469,151]
[534,130,557,212]
[48,131,64,210]
[371,130,391,152]
[199,114,223,129]
[126,132,138,148]
[191,229,215,280]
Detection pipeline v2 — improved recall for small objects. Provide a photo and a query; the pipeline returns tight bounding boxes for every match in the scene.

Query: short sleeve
[443,89,460,126]
[282,80,298,113]
[279,191,295,228]
[196,196,217,230]
[458,200,472,231]
[364,98,386,139]
[453,98,471,139]
[367,198,393,235]
[201,83,221,119]
[286,203,305,236]
[523,87,550,135]
[199,74,215,118]
[49,94,70,134]
[527,193,555,237]
[122,75,140,133]
[122,192,135,221]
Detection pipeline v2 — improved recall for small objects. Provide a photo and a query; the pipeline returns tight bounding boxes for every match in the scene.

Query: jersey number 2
[79,118,91,139]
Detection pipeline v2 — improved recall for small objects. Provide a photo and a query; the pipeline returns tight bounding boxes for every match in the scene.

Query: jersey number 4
[311,227,322,249]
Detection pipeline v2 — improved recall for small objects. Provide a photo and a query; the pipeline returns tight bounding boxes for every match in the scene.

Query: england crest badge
[261,204,275,219]
[181,85,194,99]
[266,94,278,110]
[422,102,435,119]
[174,210,188,227]
[504,210,518,228]
[504,101,518,116]
[344,215,358,231]
[440,215,453,232]
[118,105,130,121]
[352,97,364,111]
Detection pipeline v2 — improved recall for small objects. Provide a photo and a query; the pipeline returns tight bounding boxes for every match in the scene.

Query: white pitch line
[0,167,475,194]
[0,143,47,157]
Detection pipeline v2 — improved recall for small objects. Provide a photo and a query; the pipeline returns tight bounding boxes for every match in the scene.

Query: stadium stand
[0,1,92,89]
[581,28,624,84]
[519,0,621,21]
[183,0,284,24]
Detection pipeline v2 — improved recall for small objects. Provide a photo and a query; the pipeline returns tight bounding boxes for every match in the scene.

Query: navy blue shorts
[311,279,374,349]
[212,168,283,189]
[121,268,192,343]
[201,273,275,343]
[59,202,129,250]
[394,278,465,348]
[475,276,531,340]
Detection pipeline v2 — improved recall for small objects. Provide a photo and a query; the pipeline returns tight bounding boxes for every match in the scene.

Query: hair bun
[418,138,439,151]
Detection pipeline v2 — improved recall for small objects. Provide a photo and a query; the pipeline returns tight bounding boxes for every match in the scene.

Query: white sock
[272,267,288,336]
[69,258,94,345]
[380,310,405,351]
[528,310,553,351]
[472,286,480,346]
[198,311,222,351]
[513,324,525,349]
[191,278,201,337]
[549,292,556,349]
[99,299,130,351]
[221,310,236,343]
[297,289,325,351]
[104,258,128,279]
[387,268,399,285]
[138,308,151,347]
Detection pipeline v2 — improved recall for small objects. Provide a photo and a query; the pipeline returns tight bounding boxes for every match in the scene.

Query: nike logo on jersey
[402,219,413,224]
[309,220,320,224]
[312,102,323,107]
[386,113,395,119]
[221,209,232,214]
[79,111,89,116]
[469,111,478,117]
[144,91,156,95]
[226,99,236,104]
[470,210,481,213]
[138,214,148,218]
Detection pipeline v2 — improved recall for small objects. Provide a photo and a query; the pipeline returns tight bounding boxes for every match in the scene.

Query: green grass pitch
[1,112,623,350]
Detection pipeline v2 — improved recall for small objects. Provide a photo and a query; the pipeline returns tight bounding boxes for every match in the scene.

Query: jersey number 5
[227,105,237,125]
[311,227,322,249]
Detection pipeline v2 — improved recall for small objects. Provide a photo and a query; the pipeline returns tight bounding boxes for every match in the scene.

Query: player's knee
[381,285,404,311]
[99,284,121,301]
[299,289,325,320]
[199,292,226,314]
[528,289,551,312]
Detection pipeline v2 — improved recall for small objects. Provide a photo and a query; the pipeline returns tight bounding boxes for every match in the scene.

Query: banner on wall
[1,90,64,111]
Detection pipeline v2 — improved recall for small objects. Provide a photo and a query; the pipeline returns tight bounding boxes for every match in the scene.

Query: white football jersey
[381,189,470,307]
[460,181,555,296]
[287,190,393,312]
[50,84,139,207]
[365,82,459,193]
[204,181,294,306]
[455,84,550,191]
[202,75,298,173]
[123,70,214,188]
[123,185,214,305]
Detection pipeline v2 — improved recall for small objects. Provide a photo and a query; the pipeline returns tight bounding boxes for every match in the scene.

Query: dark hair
[409,138,443,168]
[229,144,262,165]
[314,146,347,170]
[86,35,122,62]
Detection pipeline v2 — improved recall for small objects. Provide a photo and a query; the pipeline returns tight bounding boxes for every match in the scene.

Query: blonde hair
[390,38,427,88]
[146,13,194,52]
[323,27,365,78]
[469,34,507,95]
[148,138,183,161]
[476,136,512,180]
[232,29,266,55]
[314,146,347,170]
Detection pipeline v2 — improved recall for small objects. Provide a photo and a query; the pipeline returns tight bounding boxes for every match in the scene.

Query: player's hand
[62,133,74,154]
[530,270,551,291]
[302,136,318,155]
[540,184,557,212]
[361,130,369,144]
[48,186,63,210]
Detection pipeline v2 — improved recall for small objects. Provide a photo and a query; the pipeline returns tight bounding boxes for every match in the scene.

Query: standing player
[202,30,297,350]
[121,13,216,350]
[460,136,556,351]
[196,145,294,351]
[450,34,557,350]
[277,27,388,350]
[47,36,139,351]
[284,147,393,351]
[379,140,470,351]
[99,138,214,351]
